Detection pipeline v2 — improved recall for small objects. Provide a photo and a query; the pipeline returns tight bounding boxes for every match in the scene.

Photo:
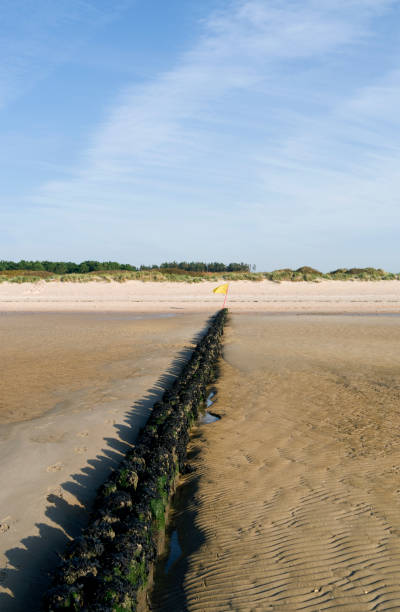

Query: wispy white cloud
[256,66,400,219]
[0,0,131,108]
[15,0,400,266]
[38,2,384,181]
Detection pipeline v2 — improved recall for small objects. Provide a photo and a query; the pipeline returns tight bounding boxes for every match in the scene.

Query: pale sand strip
[1,279,400,313]
[153,314,400,611]
[0,312,210,612]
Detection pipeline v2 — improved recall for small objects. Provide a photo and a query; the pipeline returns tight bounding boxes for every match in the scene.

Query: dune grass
[0,269,264,283]
[0,267,398,283]
[263,267,399,282]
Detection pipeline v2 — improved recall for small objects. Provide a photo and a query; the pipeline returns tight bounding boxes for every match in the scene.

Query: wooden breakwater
[44,309,227,611]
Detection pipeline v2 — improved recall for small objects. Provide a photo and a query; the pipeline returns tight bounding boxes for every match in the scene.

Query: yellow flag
[213,283,229,295]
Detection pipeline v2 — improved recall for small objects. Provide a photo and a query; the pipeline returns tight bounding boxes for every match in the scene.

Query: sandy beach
[2,282,400,610]
[153,313,400,611]
[0,312,211,611]
[1,278,400,313]
[5,0,400,608]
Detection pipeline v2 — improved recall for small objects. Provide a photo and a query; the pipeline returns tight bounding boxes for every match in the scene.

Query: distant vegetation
[0,260,253,283]
[264,266,398,282]
[0,261,398,283]
[0,259,249,273]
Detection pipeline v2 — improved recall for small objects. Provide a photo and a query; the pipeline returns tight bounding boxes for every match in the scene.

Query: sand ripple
[153,314,400,611]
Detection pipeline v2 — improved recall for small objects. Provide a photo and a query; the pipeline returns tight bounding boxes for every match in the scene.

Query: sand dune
[153,314,400,611]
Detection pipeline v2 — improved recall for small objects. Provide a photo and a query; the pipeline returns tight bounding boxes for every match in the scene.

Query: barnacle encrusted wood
[43,308,227,611]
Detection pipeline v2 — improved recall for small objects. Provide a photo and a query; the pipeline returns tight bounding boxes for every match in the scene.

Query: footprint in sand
[76,431,89,438]
[74,446,88,454]
[0,523,10,534]
[46,462,64,472]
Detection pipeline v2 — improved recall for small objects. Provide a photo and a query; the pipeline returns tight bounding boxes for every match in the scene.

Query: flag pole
[222,284,229,309]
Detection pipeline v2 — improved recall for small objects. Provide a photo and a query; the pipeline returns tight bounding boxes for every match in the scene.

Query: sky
[1,0,400,271]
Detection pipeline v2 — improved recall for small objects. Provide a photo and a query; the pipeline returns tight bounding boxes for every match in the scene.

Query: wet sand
[153,314,400,611]
[0,312,204,424]
[0,312,210,611]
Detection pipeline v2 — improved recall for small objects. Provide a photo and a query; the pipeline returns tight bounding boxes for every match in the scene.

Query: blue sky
[1,0,400,271]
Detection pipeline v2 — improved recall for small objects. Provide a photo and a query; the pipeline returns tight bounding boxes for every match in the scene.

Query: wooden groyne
[44,309,227,611]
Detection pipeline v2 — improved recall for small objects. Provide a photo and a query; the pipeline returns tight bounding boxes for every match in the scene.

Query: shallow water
[201,411,220,424]
[165,530,182,573]
[201,392,220,424]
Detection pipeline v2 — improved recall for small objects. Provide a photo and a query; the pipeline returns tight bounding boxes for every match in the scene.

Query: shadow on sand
[0,320,212,612]
[149,434,207,612]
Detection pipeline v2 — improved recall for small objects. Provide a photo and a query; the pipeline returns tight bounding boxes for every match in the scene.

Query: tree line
[0,260,251,274]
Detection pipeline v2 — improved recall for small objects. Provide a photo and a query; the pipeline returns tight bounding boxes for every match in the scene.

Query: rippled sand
[153,314,400,611]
